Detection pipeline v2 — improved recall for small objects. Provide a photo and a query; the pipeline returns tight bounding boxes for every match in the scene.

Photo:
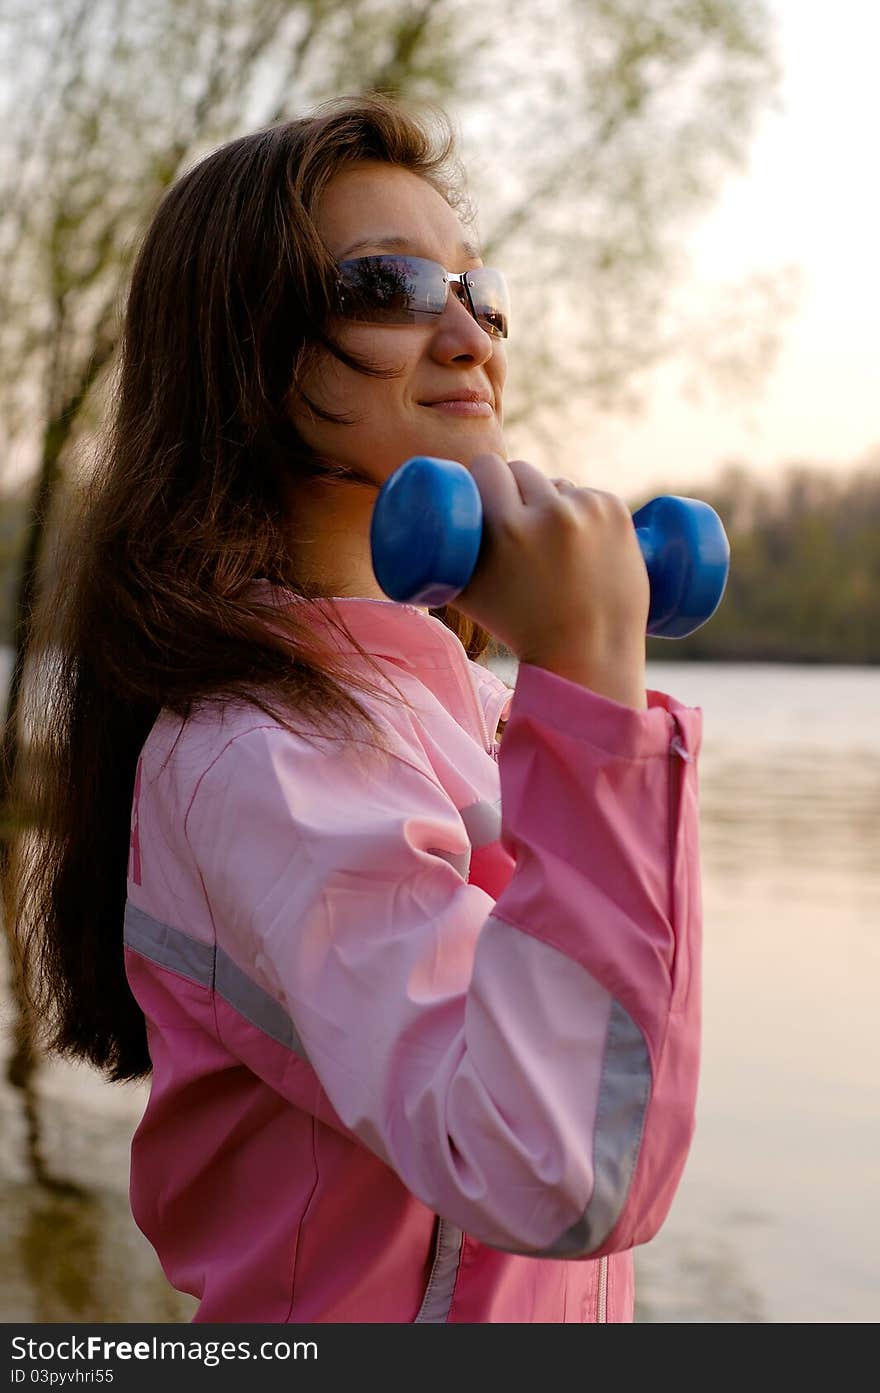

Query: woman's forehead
[316,162,474,261]
[337,233,481,263]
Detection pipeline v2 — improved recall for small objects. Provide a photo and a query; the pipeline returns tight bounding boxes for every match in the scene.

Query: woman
[5,93,703,1323]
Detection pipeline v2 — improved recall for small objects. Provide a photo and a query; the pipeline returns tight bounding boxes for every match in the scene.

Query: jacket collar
[244,579,464,667]
[243,579,513,750]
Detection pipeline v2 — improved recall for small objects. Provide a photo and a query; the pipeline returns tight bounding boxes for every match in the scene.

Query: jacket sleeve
[184,662,703,1258]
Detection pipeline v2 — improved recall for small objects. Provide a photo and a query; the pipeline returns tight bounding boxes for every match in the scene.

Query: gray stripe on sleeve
[539,999,651,1256]
[123,900,309,1061]
[124,900,215,984]
[459,797,502,849]
[215,945,308,1058]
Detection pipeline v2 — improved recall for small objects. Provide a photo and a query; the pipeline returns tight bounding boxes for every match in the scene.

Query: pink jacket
[124,582,703,1323]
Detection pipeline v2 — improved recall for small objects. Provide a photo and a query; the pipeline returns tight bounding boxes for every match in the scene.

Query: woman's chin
[420,421,506,464]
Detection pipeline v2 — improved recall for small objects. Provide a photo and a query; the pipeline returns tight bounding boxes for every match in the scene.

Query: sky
[543,0,880,502]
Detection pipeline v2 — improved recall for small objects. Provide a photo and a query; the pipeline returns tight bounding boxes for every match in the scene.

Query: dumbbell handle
[370,455,730,639]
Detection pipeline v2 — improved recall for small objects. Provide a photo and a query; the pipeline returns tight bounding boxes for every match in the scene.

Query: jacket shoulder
[140,691,438,804]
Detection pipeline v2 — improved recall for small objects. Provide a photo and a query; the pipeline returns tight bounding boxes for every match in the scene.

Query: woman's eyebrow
[338,235,482,261]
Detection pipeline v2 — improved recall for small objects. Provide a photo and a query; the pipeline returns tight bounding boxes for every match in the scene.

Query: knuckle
[587,488,631,525]
[553,494,584,531]
[569,486,602,518]
[497,510,526,544]
[606,490,632,519]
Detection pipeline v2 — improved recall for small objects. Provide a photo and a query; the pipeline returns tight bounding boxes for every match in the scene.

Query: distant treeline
[1,459,879,662]
[641,460,880,664]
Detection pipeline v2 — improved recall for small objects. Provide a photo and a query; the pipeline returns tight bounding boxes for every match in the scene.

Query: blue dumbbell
[370,455,730,638]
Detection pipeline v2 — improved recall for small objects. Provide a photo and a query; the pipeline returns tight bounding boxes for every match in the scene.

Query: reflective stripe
[459,796,501,850]
[538,999,650,1256]
[413,1218,463,1323]
[124,900,214,983]
[215,947,307,1057]
[426,795,504,877]
[123,900,309,1061]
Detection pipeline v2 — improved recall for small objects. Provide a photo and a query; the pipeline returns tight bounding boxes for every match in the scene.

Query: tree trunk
[1,345,112,1191]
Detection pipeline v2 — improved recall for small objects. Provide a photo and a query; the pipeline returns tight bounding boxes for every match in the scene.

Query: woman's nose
[432,285,494,362]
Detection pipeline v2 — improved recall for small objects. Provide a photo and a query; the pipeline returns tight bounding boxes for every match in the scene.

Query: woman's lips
[421,400,493,416]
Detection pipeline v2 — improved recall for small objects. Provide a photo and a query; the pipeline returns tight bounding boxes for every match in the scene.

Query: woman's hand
[454,453,650,709]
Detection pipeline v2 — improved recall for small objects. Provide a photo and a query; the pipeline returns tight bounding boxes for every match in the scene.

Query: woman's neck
[280,471,429,612]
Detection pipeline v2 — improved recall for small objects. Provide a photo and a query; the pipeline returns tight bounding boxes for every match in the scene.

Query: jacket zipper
[597,1256,608,1322]
[667,717,692,991]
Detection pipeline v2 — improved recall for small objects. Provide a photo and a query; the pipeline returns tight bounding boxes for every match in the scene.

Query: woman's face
[291,161,508,482]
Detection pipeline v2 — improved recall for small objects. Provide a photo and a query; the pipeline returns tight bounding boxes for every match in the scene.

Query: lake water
[1,652,878,1323]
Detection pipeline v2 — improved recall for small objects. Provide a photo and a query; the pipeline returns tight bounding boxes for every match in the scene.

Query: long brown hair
[2,93,497,1084]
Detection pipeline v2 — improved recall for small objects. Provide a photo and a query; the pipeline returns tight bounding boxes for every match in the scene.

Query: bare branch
[364,1,436,93]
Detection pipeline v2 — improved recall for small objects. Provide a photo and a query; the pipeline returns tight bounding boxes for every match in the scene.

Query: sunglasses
[334,255,509,339]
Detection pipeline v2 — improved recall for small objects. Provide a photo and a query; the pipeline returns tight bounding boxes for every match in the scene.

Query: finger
[467,452,532,517]
[503,457,561,505]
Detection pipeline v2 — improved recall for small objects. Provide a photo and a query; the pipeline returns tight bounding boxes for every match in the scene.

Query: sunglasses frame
[334,254,509,339]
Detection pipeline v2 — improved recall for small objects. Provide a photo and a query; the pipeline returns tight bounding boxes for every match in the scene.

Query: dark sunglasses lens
[465,267,509,339]
[335,256,446,324]
[335,256,510,338]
